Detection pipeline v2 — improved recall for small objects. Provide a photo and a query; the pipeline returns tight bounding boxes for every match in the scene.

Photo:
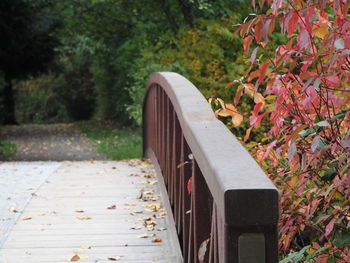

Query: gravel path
[0,124,106,161]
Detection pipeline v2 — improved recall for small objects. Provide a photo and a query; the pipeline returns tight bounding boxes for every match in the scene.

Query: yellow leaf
[314,23,329,39]
[217,109,233,117]
[254,93,265,107]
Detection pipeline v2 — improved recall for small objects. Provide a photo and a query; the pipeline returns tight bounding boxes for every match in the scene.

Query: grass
[0,140,17,158]
[76,120,142,160]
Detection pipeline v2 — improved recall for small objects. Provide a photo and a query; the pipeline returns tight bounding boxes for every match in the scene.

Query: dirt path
[0,123,106,161]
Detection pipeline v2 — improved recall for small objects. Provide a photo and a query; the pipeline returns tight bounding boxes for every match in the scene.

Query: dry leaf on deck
[77,216,91,220]
[152,237,162,243]
[8,207,18,213]
[108,256,123,261]
[70,254,80,261]
[21,216,32,220]
[138,233,150,238]
[107,205,116,210]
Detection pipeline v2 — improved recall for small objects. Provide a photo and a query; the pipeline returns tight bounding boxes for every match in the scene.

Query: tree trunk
[3,75,17,124]
[177,0,194,28]
[156,0,179,34]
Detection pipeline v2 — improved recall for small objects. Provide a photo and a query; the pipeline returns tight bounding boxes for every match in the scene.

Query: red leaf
[287,12,299,36]
[254,20,263,42]
[258,61,269,84]
[187,176,192,194]
[250,112,267,128]
[253,102,264,115]
[243,36,254,54]
[258,0,265,9]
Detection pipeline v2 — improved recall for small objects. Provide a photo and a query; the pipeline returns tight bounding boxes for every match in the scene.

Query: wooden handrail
[143,72,279,263]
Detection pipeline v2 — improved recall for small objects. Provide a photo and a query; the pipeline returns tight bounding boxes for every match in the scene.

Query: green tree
[0,0,58,124]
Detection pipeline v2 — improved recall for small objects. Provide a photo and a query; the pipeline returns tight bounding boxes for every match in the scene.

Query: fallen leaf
[107,205,116,210]
[80,245,91,249]
[108,256,122,261]
[70,255,80,261]
[138,233,150,238]
[8,207,18,213]
[124,203,136,206]
[21,216,32,220]
[36,212,47,216]
[130,225,142,230]
[77,216,91,220]
[75,210,85,213]
[130,210,143,216]
[152,237,162,243]
[143,203,161,212]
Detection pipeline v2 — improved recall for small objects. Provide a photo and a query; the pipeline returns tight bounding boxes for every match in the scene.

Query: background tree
[0,0,58,124]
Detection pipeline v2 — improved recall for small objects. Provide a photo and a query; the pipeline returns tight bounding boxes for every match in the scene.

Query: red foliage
[231,0,350,260]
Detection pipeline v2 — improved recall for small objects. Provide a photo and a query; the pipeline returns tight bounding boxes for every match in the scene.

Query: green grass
[76,121,142,160]
[0,140,17,158]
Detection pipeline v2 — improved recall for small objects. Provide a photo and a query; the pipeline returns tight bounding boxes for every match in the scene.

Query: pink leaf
[298,30,310,50]
[251,47,259,64]
[324,218,335,237]
[288,142,297,163]
[262,19,272,42]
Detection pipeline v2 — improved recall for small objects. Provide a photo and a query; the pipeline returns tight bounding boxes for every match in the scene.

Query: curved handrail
[143,72,278,262]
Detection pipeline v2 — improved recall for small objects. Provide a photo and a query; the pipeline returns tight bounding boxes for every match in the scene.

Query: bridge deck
[0,160,179,263]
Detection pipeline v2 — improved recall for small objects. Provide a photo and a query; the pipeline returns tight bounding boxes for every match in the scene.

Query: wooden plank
[0,161,181,262]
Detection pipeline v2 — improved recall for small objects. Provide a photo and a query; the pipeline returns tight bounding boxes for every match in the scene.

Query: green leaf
[327,162,338,168]
[321,169,337,182]
[299,128,316,138]
[311,136,327,152]
[333,231,350,248]
[331,109,350,121]
[279,245,310,263]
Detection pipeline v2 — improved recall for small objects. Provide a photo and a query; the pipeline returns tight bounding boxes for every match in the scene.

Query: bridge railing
[143,72,279,263]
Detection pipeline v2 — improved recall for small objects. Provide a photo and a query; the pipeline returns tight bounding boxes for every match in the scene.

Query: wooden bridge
[0,73,278,262]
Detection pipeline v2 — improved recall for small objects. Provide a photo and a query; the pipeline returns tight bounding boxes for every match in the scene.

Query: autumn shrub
[228,0,350,261]
[126,18,248,126]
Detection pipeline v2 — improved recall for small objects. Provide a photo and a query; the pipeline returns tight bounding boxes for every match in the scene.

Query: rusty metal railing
[143,72,279,263]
